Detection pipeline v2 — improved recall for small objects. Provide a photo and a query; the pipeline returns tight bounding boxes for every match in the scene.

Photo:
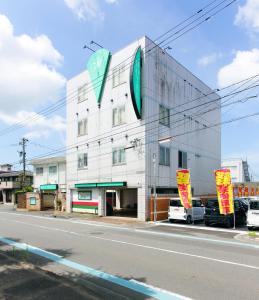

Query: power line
[0,0,237,138]
[11,83,259,167]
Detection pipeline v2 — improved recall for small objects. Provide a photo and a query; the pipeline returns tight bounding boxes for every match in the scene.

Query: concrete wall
[66,36,221,220]
[33,161,66,192]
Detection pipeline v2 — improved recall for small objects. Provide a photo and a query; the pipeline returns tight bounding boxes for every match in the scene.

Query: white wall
[33,161,66,192]
[66,36,221,220]
[143,37,221,196]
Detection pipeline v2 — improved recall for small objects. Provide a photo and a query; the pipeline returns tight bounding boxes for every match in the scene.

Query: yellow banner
[176,169,192,209]
[215,169,234,215]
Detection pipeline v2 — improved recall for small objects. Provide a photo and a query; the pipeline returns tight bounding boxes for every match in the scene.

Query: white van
[247,199,259,230]
[168,197,205,224]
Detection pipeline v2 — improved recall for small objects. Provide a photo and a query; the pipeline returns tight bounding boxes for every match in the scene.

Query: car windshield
[250,201,259,210]
[170,200,182,207]
[206,200,219,208]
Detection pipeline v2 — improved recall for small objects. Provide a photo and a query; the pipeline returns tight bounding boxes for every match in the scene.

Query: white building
[222,158,251,183]
[30,156,66,208]
[66,36,221,221]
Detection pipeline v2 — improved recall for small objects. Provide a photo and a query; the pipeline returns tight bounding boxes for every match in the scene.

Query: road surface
[0,208,259,299]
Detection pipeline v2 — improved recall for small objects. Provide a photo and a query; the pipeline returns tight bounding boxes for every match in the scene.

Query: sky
[0,0,259,178]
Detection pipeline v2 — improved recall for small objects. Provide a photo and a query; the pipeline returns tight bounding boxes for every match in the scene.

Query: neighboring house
[222,158,251,183]
[30,156,66,209]
[0,168,33,204]
[66,36,221,221]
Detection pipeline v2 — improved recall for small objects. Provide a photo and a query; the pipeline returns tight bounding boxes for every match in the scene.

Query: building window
[78,118,88,136]
[112,148,126,165]
[35,167,43,175]
[78,85,87,103]
[159,105,170,127]
[112,65,125,87]
[159,146,170,166]
[49,166,57,175]
[78,191,92,200]
[178,150,187,169]
[78,153,88,169]
[113,106,125,126]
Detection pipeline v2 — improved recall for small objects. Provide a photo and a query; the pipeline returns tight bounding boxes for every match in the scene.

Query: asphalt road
[0,208,259,300]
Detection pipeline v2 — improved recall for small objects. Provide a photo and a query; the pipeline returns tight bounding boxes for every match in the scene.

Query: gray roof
[0,171,33,178]
[29,156,66,165]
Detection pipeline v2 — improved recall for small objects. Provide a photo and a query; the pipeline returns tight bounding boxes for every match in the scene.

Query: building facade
[66,36,221,220]
[30,156,66,209]
[222,158,251,183]
[0,169,33,204]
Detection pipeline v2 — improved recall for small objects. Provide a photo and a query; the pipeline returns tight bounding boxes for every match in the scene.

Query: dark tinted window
[170,200,182,207]
[206,200,219,208]
[250,201,259,210]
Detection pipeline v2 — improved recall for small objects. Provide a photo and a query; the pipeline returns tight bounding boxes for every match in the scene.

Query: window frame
[49,165,57,175]
[78,191,92,201]
[77,85,88,103]
[112,105,126,127]
[159,145,170,166]
[112,147,126,166]
[77,118,88,137]
[159,105,170,127]
[112,64,126,88]
[178,150,187,169]
[35,167,43,176]
[77,153,88,169]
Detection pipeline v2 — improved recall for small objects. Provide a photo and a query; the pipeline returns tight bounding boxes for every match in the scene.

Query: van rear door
[169,199,185,220]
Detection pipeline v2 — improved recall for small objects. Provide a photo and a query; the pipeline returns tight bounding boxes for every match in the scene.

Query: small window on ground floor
[78,191,92,200]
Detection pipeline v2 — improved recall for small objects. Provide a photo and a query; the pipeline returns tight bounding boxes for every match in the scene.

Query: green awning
[40,184,58,191]
[75,182,127,188]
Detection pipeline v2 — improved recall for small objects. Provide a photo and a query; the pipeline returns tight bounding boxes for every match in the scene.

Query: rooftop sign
[87,49,111,105]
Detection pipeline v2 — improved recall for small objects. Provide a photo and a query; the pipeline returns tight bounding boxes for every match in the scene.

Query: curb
[152,221,246,234]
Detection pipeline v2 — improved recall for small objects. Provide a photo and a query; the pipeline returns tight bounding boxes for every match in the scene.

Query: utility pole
[153,153,157,222]
[19,138,28,188]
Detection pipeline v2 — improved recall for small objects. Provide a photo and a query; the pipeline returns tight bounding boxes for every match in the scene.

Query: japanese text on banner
[176,169,192,209]
[215,169,234,215]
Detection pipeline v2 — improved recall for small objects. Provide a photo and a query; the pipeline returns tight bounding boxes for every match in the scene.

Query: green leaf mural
[87,48,111,105]
[130,46,142,119]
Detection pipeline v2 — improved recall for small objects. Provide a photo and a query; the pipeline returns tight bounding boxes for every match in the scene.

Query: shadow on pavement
[0,239,154,300]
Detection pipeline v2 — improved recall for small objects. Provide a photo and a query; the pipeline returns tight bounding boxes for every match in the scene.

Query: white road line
[1,212,259,250]
[2,218,259,271]
[154,222,245,234]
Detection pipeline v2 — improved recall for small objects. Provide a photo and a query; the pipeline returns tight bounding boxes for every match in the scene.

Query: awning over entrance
[40,184,58,191]
[75,182,127,188]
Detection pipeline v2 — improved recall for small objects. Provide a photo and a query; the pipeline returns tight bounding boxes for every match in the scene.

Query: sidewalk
[0,244,147,300]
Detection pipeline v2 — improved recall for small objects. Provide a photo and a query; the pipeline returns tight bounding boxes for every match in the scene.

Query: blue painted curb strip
[0,236,186,300]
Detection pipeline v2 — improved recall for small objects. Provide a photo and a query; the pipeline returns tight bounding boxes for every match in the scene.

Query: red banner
[176,169,192,209]
[215,169,234,215]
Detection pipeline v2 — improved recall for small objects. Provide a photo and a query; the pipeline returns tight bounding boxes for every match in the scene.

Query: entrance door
[106,191,116,216]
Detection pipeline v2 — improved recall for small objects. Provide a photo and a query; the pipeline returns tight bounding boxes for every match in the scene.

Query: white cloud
[217,48,259,87]
[64,0,104,21]
[0,14,66,113]
[64,0,118,21]
[198,52,223,67]
[235,0,259,32]
[0,110,66,139]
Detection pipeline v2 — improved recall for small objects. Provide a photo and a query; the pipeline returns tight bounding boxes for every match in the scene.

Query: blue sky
[0,0,259,177]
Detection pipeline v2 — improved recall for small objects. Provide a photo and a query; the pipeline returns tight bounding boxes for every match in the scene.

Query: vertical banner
[214,169,234,215]
[256,186,259,196]
[238,185,243,197]
[251,186,255,196]
[176,169,192,209]
[244,186,249,197]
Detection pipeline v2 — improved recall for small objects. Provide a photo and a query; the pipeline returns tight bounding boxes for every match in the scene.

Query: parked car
[168,197,205,224]
[247,199,259,230]
[204,198,248,228]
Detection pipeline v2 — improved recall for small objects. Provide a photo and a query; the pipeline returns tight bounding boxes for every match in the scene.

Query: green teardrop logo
[130,46,142,119]
[87,49,111,105]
